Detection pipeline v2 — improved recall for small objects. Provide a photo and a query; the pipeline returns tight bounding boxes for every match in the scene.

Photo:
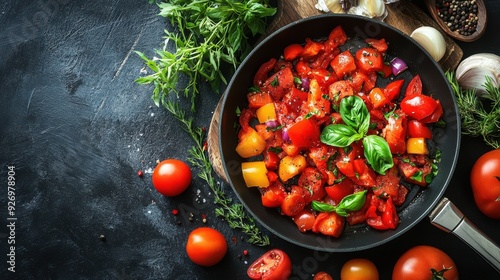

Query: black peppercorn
[435,0,478,36]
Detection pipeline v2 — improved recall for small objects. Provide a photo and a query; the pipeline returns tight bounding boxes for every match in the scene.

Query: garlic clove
[410,26,446,62]
[456,53,500,97]
[320,0,345,13]
[357,0,386,18]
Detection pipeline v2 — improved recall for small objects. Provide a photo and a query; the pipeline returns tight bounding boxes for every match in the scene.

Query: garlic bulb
[316,0,345,13]
[356,0,386,18]
[410,26,446,62]
[456,53,500,97]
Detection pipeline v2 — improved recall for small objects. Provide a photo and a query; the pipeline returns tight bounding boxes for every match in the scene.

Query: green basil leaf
[339,96,370,135]
[363,135,394,175]
[336,190,367,214]
[320,124,363,147]
[311,201,336,212]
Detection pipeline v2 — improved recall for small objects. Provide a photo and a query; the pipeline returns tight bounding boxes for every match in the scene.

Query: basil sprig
[311,190,367,217]
[320,95,394,175]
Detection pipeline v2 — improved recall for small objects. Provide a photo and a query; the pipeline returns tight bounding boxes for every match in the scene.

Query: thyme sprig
[446,71,500,148]
[163,100,270,246]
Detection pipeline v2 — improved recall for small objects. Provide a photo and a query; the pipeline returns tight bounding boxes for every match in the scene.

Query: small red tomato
[392,245,458,280]
[314,271,333,280]
[247,249,292,280]
[470,149,500,219]
[152,159,192,196]
[186,227,227,267]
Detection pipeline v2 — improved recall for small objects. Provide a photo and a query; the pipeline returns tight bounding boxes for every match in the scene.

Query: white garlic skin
[456,53,500,97]
[410,26,446,62]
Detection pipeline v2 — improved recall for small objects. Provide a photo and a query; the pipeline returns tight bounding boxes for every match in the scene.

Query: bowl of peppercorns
[425,0,487,42]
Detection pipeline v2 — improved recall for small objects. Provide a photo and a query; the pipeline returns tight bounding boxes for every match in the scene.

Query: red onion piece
[301,77,310,92]
[282,128,290,142]
[265,120,278,128]
[390,57,408,76]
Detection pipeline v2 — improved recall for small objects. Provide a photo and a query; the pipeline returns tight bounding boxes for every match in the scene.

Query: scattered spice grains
[137,170,144,177]
[201,213,207,224]
[98,234,107,242]
[171,209,179,215]
[435,0,479,36]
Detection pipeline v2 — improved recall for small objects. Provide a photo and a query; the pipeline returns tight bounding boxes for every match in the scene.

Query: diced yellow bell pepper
[241,161,270,188]
[235,128,266,158]
[256,103,277,123]
[406,137,428,154]
[278,155,307,182]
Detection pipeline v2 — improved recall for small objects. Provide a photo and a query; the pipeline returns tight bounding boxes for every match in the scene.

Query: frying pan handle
[429,197,500,273]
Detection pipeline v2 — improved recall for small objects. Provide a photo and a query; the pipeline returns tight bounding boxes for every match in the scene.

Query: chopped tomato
[325,178,355,204]
[283,43,304,61]
[264,66,295,100]
[379,62,393,78]
[301,38,324,58]
[327,25,348,48]
[331,50,356,79]
[420,100,443,123]
[383,112,407,155]
[365,37,388,53]
[263,150,280,170]
[355,47,384,73]
[295,59,311,76]
[253,58,277,86]
[384,79,405,101]
[351,159,377,187]
[407,120,432,139]
[312,212,345,237]
[366,196,399,230]
[293,210,316,232]
[247,91,273,109]
[298,167,327,202]
[261,181,287,208]
[287,118,321,149]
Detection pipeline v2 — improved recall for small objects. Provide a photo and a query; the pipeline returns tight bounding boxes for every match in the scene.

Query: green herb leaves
[136,0,276,111]
[311,190,367,216]
[320,96,394,174]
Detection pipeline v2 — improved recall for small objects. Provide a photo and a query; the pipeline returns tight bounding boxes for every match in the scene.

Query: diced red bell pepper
[253,58,277,86]
[330,50,356,79]
[283,43,304,61]
[383,79,404,101]
[365,38,388,53]
[287,118,321,149]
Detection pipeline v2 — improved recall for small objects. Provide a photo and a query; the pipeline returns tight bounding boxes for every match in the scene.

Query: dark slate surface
[1,0,499,279]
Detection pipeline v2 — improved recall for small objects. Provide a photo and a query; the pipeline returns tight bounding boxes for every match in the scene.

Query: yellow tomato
[242,161,270,187]
[406,137,428,155]
[235,128,266,158]
[279,155,307,182]
[256,103,277,123]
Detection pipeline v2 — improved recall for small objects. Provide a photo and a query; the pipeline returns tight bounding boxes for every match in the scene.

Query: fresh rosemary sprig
[135,0,276,111]
[446,71,500,148]
[163,100,270,246]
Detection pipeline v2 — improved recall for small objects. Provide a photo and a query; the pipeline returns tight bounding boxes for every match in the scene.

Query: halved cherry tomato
[287,118,321,149]
[470,149,500,219]
[407,120,432,139]
[341,258,379,280]
[331,50,356,79]
[405,74,423,96]
[384,79,405,101]
[355,47,384,73]
[247,249,292,280]
[283,43,304,61]
[400,94,438,121]
[186,227,227,267]
[293,210,316,232]
[392,245,458,280]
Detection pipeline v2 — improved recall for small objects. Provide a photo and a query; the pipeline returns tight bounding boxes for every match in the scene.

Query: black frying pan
[219,14,460,252]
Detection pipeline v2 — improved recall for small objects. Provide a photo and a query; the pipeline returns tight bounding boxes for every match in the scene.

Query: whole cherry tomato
[341,258,379,280]
[470,149,500,219]
[185,227,227,267]
[152,159,192,196]
[392,245,458,280]
[314,271,333,280]
[247,249,292,280]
